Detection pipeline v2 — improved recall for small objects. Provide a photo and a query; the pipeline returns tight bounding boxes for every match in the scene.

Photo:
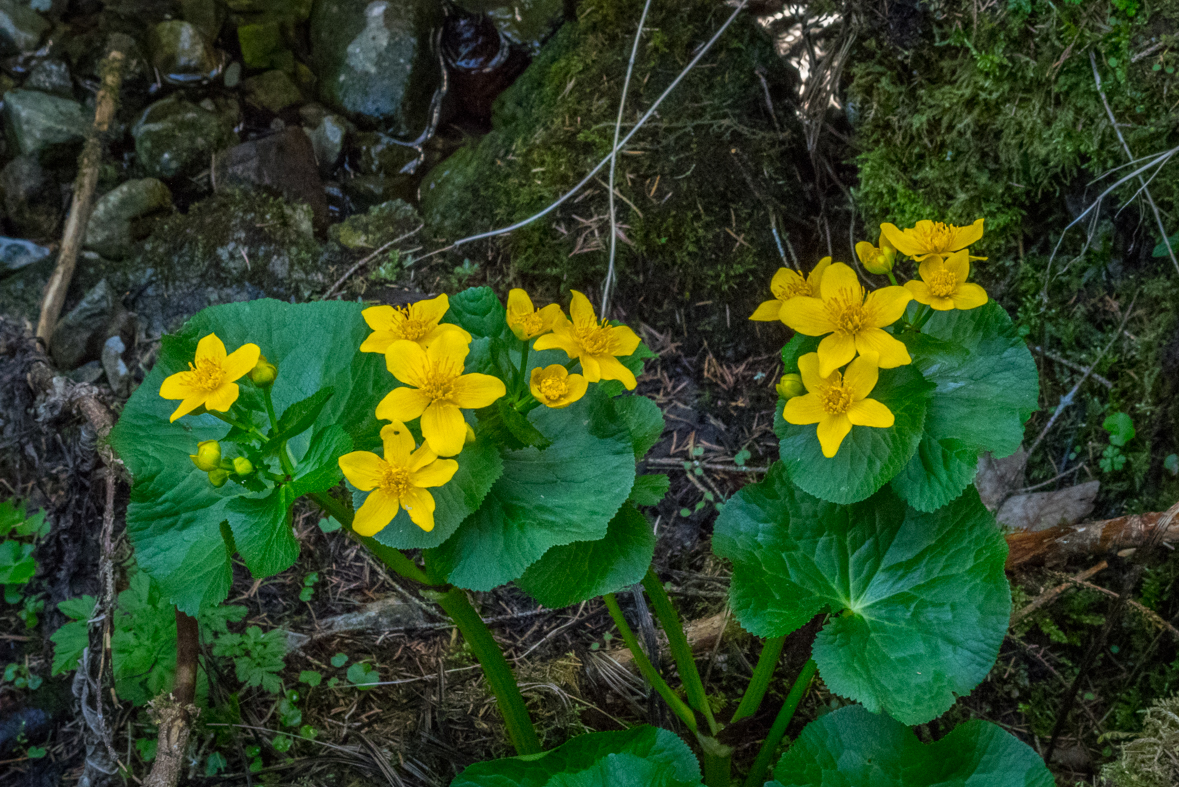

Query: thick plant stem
[261,387,296,477]
[603,593,698,733]
[703,749,731,787]
[730,636,786,724]
[642,569,718,734]
[432,587,542,755]
[307,492,431,586]
[743,659,817,787]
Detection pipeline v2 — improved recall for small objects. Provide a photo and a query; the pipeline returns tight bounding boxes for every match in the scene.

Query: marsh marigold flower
[507,289,563,341]
[855,233,896,275]
[530,365,588,409]
[784,352,895,458]
[376,332,506,456]
[781,262,912,377]
[189,440,221,472]
[160,333,260,422]
[904,250,988,312]
[776,373,804,400]
[880,219,985,262]
[360,294,471,354]
[534,290,641,389]
[750,257,833,323]
[338,422,459,535]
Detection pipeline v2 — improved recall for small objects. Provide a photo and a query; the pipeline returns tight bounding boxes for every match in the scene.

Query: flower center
[188,357,225,391]
[820,383,854,415]
[774,279,812,300]
[520,312,544,336]
[397,310,430,341]
[421,370,456,402]
[573,320,613,355]
[827,291,868,336]
[917,222,953,252]
[378,465,413,498]
[928,269,958,298]
[538,376,569,402]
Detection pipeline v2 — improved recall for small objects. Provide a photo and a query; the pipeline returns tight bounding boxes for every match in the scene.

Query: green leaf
[445,286,510,339]
[263,387,336,451]
[360,430,503,550]
[629,474,670,506]
[330,653,348,668]
[346,662,378,689]
[485,398,553,449]
[713,465,1010,725]
[778,364,930,505]
[780,333,820,373]
[225,487,300,578]
[428,389,636,591]
[769,705,1053,787]
[0,541,35,584]
[50,596,95,676]
[109,299,388,615]
[889,434,978,512]
[299,670,322,687]
[451,725,702,787]
[0,499,28,537]
[517,504,655,608]
[58,595,97,621]
[613,396,664,459]
[1103,411,1135,446]
[291,425,352,497]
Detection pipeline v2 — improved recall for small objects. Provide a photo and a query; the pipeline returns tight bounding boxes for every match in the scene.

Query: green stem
[742,659,817,787]
[642,570,718,734]
[886,270,899,287]
[306,492,431,586]
[911,304,933,331]
[516,339,531,394]
[703,749,731,787]
[602,593,698,733]
[261,387,297,478]
[730,636,786,724]
[431,587,541,755]
[210,411,266,440]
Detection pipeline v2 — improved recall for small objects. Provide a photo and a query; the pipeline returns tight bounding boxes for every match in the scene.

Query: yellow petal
[194,333,227,364]
[533,331,580,358]
[507,288,534,317]
[425,329,471,371]
[580,354,602,383]
[876,230,895,252]
[816,415,853,458]
[400,487,436,532]
[818,262,861,303]
[413,293,450,324]
[950,218,984,250]
[750,300,783,322]
[537,303,564,331]
[222,343,261,382]
[569,289,596,325]
[407,442,439,472]
[411,458,459,488]
[952,283,988,310]
[808,256,832,289]
[854,329,911,369]
[375,386,432,422]
[421,402,466,457]
[169,394,206,423]
[780,297,834,336]
[360,331,394,354]
[796,352,824,393]
[424,323,473,345]
[450,373,507,409]
[783,393,824,425]
[944,249,970,284]
[865,286,912,328]
[855,240,877,265]
[354,489,400,537]
[338,451,387,491]
[917,257,943,284]
[770,268,804,299]
[595,355,637,390]
[203,383,240,412]
[385,340,431,387]
[380,422,416,464]
[847,399,894,428]
[880,223,919,257]
[843,354,880,400]
[930,297,956,311]
[562,373,589,405]
[905,280,932,305]
[362,305,396,331]
[160,370,196,400]
[817,333,856,377]
[607,324,641,356]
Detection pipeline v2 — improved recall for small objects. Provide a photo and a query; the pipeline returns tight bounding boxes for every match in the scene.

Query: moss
[1104,693,1179,787]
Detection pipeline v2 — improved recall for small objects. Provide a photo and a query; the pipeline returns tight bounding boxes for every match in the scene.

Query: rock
[66,361,104,384]
[350,131,417,176]
[149,20,223,85]
[451,0,563,54]
[3,90,89,156]
[0,237,52,277]
[180,0,223,39]
[101,335,131,394]
[441,10,528,120]
[84,178,173,258]
[50,280,115,369]
[328,199,418,250]
[132,96,238,179]
[242,69,303,113]
[299,104,349,173]
[341,173,412,211]
[0,0,49,56]
[223,60,242,88]
[1,155,62,238]
[237,22,293,71]
[309,0,444,131]
[23,59,73,98]
[212,128,329,231]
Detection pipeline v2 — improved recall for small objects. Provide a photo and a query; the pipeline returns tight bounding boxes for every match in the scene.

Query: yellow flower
[904,250,988,312]
[507,288,563,341]
[189,440,221,472]
[780,262,912,377]
[879,219,985,262]
[784,352,895,458]
[855,233,896,275]
[534,290,641,389]
[750,257,833,323]
[530,365,588,409]
[159,333,261,422]
[338,422,459,535]
[376,332,506,456]
[776,373,804,400]
[360,294,471,354]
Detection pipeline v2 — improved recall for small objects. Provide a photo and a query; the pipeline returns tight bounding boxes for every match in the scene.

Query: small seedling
[299,572,319,602]
[330,653,348,668]
[346,662,379,690]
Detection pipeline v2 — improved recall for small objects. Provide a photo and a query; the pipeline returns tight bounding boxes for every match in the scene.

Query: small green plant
[212,625,287,694]
[298,571,319,602]
[346,661,378,689]
[2,661,43,690]
[330,652,348,668]
[276,689,302,727]
[298,669,322,687]
[205,751,228,776]
[0,499,49,611]
[369,249,402,283]
[1101,411,1136,473]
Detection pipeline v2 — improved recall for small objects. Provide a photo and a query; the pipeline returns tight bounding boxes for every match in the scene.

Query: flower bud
[465,424,476,444]
[856,240,895,275]
[776,373,804,400]
[189,440,222,472]
[232,457,255,476]
[249,354,278,387]
[208,468,230,487]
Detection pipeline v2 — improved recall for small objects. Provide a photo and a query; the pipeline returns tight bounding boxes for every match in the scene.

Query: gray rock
[351,131,416,176]
[342,173,411,211]
[180,0,223,39]
[242,69,303,113]
[51,279,115,369]
[84,178,173,258]
[222,60,242,88]
[66,361,104,384]
[328,199,418,250]
[3,90,89,156]
[0,236,52,277]
[149,20,224,85]
[1,155,61,238]
[132,96,238,179]
[101,335,131,395]
[24,59,74,98]
[452,0,563,54]
[0,0,48,56]
[299,104,349,173]
[309,0,443,132]
[212,128,328,231]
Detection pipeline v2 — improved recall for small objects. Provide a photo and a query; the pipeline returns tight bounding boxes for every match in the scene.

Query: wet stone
[212,128,328,231]
[350,131,417,176]
[50,279,115,370]
[451,0,563,54]
[149,20,223,85]
[101,335,131,395]
[0,236,51,277]
[132,96,238,179]
[1,155,62,239]
[84,178,173,258]
[242,69,303,114]
[23,59,74,98]
[180,0,223,39]
[0,0,49,56]
[3,90,89,156]
[328,198,418,250]
[300,104,349,173]
[341,173,412,211]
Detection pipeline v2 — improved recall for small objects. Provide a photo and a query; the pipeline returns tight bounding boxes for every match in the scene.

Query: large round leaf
[109,299,387,615]
[770,705,1052,787]
[427,389,636,591]
[712,465,1010,725]
[450,725,701,787]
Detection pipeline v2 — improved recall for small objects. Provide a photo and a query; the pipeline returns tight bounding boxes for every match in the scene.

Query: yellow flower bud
[208,468,230,487]
[232,457,255,476]
[465,424,476,444]
[856,239,896,275]
[189,440,222,472]
[249,354,278,387]
[776,373,804,400]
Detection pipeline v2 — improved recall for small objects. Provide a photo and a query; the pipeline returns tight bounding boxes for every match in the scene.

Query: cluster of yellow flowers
[752,219,988,458]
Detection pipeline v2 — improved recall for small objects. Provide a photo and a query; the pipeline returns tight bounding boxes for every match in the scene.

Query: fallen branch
[1005,508,1179,568]
[142,612,199,787]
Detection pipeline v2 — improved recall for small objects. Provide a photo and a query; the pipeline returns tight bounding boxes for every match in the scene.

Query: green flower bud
[856,240,896,275]
[249,354,278,387]
[189,440,222,472]
[232,457,255,476]
[776,373,804,400]
[208,468,230,488]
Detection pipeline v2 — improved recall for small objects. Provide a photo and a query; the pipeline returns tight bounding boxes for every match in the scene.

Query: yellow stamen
[187,357,225,390]
[379,465,413,498]
[573,318,613,355]
[820,382,854,415]
[927,269,957,298]
[539,376,569,402]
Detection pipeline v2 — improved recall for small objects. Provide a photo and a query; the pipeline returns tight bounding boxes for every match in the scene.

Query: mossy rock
[328,199,420,250]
